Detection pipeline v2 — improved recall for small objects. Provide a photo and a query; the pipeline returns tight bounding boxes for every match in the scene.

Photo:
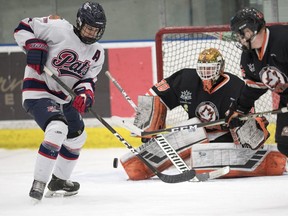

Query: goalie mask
[196,48,225,94]
[230,7,265,50]
[75,1,106,44]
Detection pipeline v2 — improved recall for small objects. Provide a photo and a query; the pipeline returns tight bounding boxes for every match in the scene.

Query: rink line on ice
[0,127,141,149]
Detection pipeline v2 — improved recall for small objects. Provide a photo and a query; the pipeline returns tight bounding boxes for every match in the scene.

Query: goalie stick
[43,66,196,183]
[106,71,230,180]
[105,71,192,171]
[117,107,288,137]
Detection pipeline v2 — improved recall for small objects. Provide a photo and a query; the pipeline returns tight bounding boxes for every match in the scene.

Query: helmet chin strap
[243,31,257,51]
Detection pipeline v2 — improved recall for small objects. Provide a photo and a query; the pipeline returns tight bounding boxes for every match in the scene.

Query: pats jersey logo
[259,66,288,93]
[52,49,91,79]
[195,101,219,122]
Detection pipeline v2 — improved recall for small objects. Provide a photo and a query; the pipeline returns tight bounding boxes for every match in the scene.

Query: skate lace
[64,180,74,187]
[33,181,45,192]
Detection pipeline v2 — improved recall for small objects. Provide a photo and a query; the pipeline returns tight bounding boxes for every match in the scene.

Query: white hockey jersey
[14,15,105,104]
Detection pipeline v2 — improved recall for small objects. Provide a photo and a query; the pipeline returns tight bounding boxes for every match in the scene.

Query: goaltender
[120,48,286,180]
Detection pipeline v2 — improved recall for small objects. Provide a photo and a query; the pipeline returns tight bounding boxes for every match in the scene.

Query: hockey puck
[113,158,118,168]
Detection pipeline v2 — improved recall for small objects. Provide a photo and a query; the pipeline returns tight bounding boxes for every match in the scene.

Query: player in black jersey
[120,48,282,181]
[146,48,245,142]
[226,7,288,159]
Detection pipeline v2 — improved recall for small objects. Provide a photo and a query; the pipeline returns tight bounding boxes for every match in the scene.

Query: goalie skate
[44,174,80,198]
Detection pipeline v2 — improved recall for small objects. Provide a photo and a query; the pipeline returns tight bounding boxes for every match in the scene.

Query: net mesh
[156,26,278,144]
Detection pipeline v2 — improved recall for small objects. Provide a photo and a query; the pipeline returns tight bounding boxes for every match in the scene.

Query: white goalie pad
[190,142,286,176]
[191,143,259,169]
[120,118,208,180]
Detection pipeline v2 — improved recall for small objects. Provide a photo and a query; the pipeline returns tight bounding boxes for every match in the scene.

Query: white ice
[1,148,288,216]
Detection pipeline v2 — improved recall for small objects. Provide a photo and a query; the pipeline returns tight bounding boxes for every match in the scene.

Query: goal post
[154,23,287,144]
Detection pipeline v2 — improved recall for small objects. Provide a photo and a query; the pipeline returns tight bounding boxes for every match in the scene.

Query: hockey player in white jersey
[14,1,106,201]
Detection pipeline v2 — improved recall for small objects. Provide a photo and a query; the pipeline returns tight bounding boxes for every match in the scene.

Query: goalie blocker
[133,95,167,138]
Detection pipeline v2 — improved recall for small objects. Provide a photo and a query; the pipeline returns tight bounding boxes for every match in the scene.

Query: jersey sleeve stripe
[14,21,34,34]
[245,79,268,89]
[23,78,68,100]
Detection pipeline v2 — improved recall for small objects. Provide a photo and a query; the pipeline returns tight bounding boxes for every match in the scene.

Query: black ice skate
[45,174,80,198]
[29,180,46,201]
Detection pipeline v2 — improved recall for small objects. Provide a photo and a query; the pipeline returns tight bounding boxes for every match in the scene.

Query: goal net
[155,25,280,144]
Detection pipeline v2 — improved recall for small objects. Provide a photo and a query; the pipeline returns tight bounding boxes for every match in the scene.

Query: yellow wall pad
[266,124,276,144]
[0,124,276,149]
[0,127,141,149]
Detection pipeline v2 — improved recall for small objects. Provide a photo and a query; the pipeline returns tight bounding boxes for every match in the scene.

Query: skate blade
[30,197,41,205]
[44,190,78,198]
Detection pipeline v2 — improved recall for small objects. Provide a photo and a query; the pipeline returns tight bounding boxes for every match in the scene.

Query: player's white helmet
[196,48,225,93]
[75,1,106,44]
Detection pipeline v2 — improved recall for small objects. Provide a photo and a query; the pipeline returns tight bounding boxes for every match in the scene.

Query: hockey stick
[106,71,230,180]
[120,107,288,137]
[105,71,191,173]
[43,66,196,183]
[115,117,224,137]
[105,71,138,111]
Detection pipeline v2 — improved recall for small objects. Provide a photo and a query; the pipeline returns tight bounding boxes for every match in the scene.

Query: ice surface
[0,148,288,216]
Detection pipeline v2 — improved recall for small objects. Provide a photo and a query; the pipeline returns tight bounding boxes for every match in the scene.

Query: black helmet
[230,7,265,36]
[75,1,106,44]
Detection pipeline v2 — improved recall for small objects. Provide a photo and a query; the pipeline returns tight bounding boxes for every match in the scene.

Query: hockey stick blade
[156,169,196,183]
[193,166,230,182]
[111,116,142,136]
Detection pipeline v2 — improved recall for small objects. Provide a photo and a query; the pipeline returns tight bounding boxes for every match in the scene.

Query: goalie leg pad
[121,118,208,180]
[191,143,286,177]
[133,95,167,136]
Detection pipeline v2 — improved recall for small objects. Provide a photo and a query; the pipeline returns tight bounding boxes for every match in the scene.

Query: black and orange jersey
[239,25,288,111]
[149,68,245,123]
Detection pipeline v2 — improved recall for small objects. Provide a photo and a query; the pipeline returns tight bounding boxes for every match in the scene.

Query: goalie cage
[155,23,288,145]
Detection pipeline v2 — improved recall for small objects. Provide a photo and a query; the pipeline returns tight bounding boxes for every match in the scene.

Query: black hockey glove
[25,38,48,75]
[225,99,247,129]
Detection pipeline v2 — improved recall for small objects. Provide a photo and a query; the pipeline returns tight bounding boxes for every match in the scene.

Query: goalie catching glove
[230,116,270,150]
[133,95,167,138]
